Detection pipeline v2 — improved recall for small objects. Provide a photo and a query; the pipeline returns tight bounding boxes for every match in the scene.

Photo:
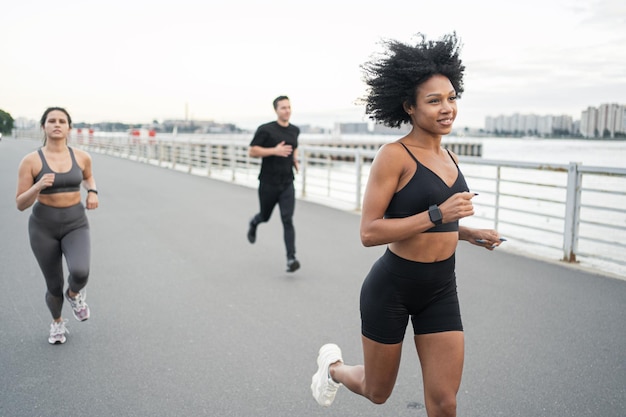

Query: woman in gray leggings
[16,107,99,344]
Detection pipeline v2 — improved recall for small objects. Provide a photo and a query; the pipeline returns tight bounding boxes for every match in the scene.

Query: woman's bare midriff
[389,231,458,263]
[37,192,82,208]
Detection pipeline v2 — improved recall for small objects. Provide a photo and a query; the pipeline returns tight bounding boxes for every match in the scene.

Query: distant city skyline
[3,0,625,130]
[7,95,623,134]
[13,100,622,136]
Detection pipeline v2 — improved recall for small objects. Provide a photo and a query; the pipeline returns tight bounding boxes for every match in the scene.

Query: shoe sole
[70,307,89,321]
[48,334,67,344]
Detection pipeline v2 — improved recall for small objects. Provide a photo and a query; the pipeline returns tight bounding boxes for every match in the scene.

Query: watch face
[429,205,442,224]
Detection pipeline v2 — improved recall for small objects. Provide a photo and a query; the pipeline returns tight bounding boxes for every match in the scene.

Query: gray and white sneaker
[48,320,68,344]
[65,289,90,321]
[311,343,343,407]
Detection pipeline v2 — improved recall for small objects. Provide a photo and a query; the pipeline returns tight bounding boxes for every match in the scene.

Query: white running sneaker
[311,343,343,407]
[48,320,68,344]
[65,289,90,321]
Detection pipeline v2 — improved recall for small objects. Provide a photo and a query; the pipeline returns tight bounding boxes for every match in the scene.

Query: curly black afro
[360,32,465,128]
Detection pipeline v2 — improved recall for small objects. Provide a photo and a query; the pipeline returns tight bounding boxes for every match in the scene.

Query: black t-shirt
[250,121,300,184]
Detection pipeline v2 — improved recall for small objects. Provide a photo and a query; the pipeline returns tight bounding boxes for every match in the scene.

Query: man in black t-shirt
[247,96,301,272]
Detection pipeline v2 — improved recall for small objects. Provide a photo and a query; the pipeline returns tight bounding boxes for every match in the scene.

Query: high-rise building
[485,113,572,136]
[580,107,598,138]
[617,106,626,136]
[582,103,625,138]
[485,103,624,138]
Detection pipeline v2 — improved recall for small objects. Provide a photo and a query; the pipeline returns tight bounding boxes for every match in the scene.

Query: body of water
[456,137,626,168]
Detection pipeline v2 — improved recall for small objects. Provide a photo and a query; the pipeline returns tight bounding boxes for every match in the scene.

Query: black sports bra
[384,143,469,232]
[34,147,83,194]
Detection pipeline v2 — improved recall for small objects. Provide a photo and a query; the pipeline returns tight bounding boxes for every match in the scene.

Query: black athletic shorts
[360,248,463,344]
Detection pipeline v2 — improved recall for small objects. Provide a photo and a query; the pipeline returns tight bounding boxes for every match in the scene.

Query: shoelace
[69,292,87,309]
[51,320,69,335]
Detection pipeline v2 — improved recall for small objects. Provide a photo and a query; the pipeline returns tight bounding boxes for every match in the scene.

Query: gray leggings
[29,202,90,319]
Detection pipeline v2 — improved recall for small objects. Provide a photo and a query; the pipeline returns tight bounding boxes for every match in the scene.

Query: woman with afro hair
[311,33,503,416]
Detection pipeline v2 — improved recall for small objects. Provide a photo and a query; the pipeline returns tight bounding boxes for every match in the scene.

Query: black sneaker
[247,219,257,244]
[287,258,300,272]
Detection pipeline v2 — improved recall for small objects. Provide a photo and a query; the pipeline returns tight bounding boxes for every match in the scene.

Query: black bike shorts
[360,248,463,344]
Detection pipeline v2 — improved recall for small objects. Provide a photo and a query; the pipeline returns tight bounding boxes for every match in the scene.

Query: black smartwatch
[428,204,443,225]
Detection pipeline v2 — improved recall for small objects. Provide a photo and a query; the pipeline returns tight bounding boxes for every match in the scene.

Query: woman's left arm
[79,150,99,210]
[456,154,502,249]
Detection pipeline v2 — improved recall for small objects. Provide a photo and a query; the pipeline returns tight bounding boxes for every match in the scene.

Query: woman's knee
[367,389,392,405]
[69,267,89,288]
[363,380,396,404]
[46,284,64,298]
[363,377,395,405]
[427,393,457,416]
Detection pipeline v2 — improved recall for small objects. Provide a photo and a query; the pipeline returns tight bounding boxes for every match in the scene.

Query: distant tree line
[0,109,14,135]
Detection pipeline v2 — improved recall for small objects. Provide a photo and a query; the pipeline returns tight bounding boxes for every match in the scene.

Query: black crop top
[34,147,83,194]
[384,143,469,232]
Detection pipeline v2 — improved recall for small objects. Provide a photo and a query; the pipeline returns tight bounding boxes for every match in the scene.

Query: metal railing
[62,133,626,276]
[457,159,626,270]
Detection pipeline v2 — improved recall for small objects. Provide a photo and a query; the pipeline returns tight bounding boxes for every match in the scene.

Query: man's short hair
[273,95,290,109]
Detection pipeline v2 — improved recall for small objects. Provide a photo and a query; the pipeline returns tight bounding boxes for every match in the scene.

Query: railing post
[563,162,582,262]
[230,144,236,181]
[494,166,501,229]
[206,143,212,176]
[355,149,362,211]
[187,139,191,174]
[326,155,332,196]
[301,151,307,197]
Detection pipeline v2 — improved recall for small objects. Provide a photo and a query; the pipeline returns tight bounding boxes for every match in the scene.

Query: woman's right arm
[15,154,52,211]
[359,144,478,248]
[360,144,436,247]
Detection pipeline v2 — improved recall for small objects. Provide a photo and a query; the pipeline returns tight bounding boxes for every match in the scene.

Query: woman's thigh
[362,336,403,399]
[414,331,464,401]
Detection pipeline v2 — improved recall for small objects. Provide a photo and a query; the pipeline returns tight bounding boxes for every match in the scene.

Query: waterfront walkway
[1,138,625,417]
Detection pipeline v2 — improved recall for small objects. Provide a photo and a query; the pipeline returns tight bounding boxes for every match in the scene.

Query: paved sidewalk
[1,138,625,417]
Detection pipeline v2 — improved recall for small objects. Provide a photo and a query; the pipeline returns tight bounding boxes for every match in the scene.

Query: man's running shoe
[247,219,257,243]
[287,258,300,272]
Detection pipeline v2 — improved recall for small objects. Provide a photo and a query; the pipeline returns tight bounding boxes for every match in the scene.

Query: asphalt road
[1,138,625,417]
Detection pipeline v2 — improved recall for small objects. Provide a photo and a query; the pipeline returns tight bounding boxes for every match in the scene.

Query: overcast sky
[2,0,625,130]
